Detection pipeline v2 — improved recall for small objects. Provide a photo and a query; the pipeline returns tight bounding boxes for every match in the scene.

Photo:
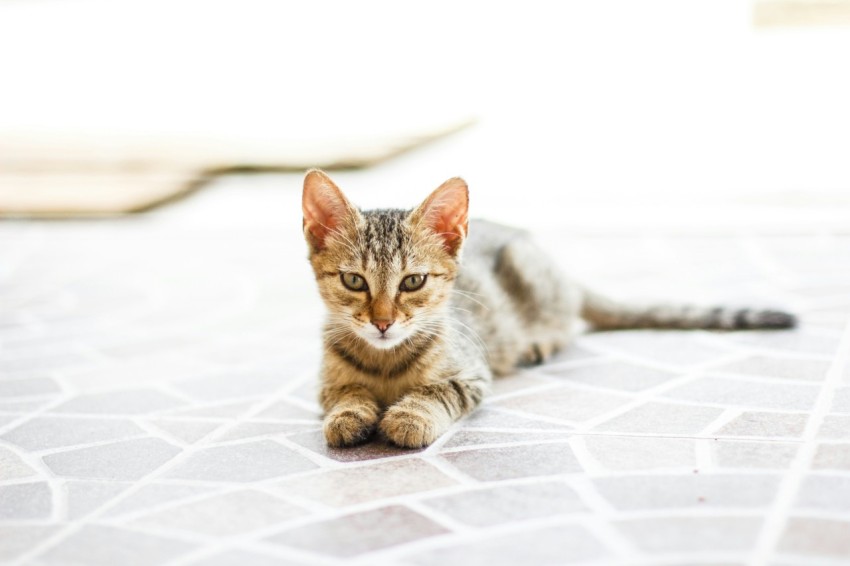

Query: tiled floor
[1,179,849,566]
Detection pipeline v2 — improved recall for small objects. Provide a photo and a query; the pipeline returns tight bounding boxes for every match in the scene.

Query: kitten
[302,169,796,448]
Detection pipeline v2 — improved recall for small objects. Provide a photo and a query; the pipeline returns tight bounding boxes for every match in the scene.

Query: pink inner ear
[420,178,469,255]
[302,171,349,250]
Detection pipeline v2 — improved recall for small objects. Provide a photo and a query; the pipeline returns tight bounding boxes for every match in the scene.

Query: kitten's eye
[341,273,368,291]
[400,274,427,292]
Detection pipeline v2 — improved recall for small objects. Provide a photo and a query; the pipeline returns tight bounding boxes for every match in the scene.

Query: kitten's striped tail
[580,290,796,331]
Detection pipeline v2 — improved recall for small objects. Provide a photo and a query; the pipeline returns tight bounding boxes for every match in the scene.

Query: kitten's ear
[412,177,469,256]
[302,169,355,251]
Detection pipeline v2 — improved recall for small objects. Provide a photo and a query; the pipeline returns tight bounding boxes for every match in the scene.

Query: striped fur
[581,291,797,331]
[303,170,796,448]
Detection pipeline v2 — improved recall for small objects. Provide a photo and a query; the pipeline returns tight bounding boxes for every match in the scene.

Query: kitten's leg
[320,383,381,447]
[517,339,560,366]
[494,238,579,367]
[379,375,488,448]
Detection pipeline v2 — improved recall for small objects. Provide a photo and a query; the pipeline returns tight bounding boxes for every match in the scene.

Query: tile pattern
[1,182,849,565]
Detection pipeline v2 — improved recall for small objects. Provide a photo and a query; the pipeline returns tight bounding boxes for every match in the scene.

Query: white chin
[361,333,406,350]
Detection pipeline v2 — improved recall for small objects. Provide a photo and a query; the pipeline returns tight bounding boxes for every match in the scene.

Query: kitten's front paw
[324,409,377,447]
[379,407,441,448]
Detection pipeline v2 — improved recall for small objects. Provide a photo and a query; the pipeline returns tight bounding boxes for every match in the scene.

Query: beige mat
[755,0,850,27]
[0,120,473,218]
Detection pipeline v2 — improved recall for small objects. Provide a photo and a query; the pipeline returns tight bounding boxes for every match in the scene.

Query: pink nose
[373,320,393,334]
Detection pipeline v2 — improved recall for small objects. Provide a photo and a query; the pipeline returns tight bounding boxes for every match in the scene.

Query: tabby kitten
[302,170,795,448]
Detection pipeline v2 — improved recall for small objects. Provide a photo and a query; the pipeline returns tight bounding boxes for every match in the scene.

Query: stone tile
[581,330,732,366]
[812,443,850,470]
[540,360,678,392]
[594,402,723,435]
[594,474,780,510]
[66,481,131,519]
[796,475,850,511]
[277,458,456,506]
[713,440,800,469]
[166,401,255,419]
[0,445,38,480]
[663,377,819,410]
[830,387,850,413]
[286,380,321,408]
[422,481,586,526]
[441,442,582,481]
[172,371,289,402]
[712,355,831,382]
[148,419,220,444]
[216,421,321,441]
[804,311,850,330]
[493,386,630,423]
[2,417,145,451]
[0,351,94,375]
[64,355,213,390]
[726,329,840,356]
[0,399,50,413]
[39,525,196,566]
[44,438,181,480]
[130,490,307,536]
[616,516,763,552]
[442,430,571,449]
[818,415,850,439]
[460,409,572,431]
[166,440,317,482]
[50,389,184,415]
[0,377,61,397]
[189,549,308,566]
[102,483,218,518]
[791,282,850,298]
[286,430,423,462]
[547,344,601,364]
[255,400,321,421]
[0,526,61,561]
[716,411,809,439]
[489,372,554,396]
[267,505,449,557]
[407,524,608,565]
[584,436,695,471]
[0,482,51,519]
[779,517,850,559]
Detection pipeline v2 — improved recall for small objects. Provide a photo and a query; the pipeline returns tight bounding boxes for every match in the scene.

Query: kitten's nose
[372,320,393,334]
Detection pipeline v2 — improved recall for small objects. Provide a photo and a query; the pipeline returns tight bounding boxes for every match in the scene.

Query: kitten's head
[302,169,468,351]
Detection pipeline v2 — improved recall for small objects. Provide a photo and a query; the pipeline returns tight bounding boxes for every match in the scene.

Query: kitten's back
[452,220,580,374]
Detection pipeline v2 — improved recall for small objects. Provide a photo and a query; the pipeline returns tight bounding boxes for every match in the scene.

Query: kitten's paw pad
[379,409,438,448]
[324,410,377,447]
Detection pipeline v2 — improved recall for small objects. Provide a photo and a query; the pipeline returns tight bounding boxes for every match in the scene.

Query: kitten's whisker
[446,305,475,316]
[414,311,487,360]
[451,289,489,310]
[448,318,489,355]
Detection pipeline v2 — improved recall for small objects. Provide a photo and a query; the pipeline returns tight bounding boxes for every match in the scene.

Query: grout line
[0,396,74,437]
[700,407,742,436]
[749,317,850,566]
[404,499,473,533]
[574,373,703,433]
[49,480,67,523]
[567,436,607,475]
[483,381,565,403]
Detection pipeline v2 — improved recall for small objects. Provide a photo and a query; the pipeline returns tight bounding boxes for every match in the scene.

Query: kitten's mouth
[359,328,407,350]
